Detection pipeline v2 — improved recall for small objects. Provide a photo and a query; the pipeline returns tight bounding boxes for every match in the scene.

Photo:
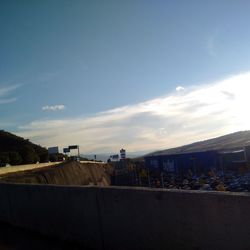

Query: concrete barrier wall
[0,184,250,250]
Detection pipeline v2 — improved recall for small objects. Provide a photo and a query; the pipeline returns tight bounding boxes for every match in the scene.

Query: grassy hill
[0,130,48,165]
[147,130,250,156]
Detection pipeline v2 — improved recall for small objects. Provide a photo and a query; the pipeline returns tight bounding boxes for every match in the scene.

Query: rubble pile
[150,171,250,192]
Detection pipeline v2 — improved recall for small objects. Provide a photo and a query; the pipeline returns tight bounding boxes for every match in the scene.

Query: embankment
[0,161,111,186]
[0,184,250,250]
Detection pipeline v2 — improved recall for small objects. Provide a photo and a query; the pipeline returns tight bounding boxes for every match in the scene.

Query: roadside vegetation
[0,130,49,166]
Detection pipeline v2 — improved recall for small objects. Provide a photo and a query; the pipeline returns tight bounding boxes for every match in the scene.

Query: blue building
[145,150,220,177]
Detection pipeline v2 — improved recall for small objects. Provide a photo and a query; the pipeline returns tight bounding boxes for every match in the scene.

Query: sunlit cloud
[176,86,185,91]
[17,72,250,154]
[42,105,65,111]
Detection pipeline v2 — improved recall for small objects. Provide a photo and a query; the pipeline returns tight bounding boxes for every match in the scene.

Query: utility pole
[161,171,164,188]
[77,145,80,159]
[148,168,151,187]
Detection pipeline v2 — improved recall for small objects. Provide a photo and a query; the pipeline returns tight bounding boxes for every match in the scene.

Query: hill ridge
[147,130,250,156]
[0,130,48,165]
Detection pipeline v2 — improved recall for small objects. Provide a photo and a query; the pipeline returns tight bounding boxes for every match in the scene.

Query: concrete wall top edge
[0,182,250,198]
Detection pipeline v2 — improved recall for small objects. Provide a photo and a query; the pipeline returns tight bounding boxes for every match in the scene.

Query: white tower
[120,148,126,160]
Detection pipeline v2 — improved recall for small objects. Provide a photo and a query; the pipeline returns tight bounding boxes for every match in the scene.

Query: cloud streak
[206,29,219,58]
[0,84,20,104]
[17,72,250,154]
[42,105,65,111]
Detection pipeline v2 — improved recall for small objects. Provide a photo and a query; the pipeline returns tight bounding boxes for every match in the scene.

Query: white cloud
[176,86,185,91]
[17,72,250,154]
[42,105,65,111]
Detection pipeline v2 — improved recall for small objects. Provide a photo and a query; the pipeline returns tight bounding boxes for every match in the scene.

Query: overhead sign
[48,146,59,154]
[69,145,78,150]
[63,148,70,153]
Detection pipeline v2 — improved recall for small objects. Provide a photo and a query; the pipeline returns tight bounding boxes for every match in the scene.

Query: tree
[9,152,22,165]
[49,153,67,162]
[49,154,57,162]
[0,130,49,163]
[38,150,49,163]
[0,153,10,167]
[20,145,39,164]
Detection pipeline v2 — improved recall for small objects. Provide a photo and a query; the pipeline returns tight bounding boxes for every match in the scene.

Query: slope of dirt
[0,161,112,186]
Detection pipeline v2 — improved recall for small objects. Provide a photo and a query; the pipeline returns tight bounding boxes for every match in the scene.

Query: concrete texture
[0,220,83,250]
[0,184,250,249]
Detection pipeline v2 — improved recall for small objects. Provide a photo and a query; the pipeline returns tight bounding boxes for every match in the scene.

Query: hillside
[0,130,48,165]
[148,130,250,156]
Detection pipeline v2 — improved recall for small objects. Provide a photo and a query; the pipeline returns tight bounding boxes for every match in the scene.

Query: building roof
[146,131,250,157]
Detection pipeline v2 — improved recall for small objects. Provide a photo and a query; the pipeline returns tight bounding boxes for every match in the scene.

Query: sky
[1,0,250,154]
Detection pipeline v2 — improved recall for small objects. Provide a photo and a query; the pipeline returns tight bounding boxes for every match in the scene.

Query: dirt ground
[0,161,112,186]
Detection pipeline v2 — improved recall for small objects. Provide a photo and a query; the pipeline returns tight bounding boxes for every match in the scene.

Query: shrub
[0,153,10,167]
[9,152,22,165]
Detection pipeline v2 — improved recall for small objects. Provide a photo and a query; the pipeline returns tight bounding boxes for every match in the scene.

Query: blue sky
[1,0,250,154]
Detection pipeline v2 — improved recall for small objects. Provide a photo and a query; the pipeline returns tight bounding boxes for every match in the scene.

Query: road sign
[63,148,70,153]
